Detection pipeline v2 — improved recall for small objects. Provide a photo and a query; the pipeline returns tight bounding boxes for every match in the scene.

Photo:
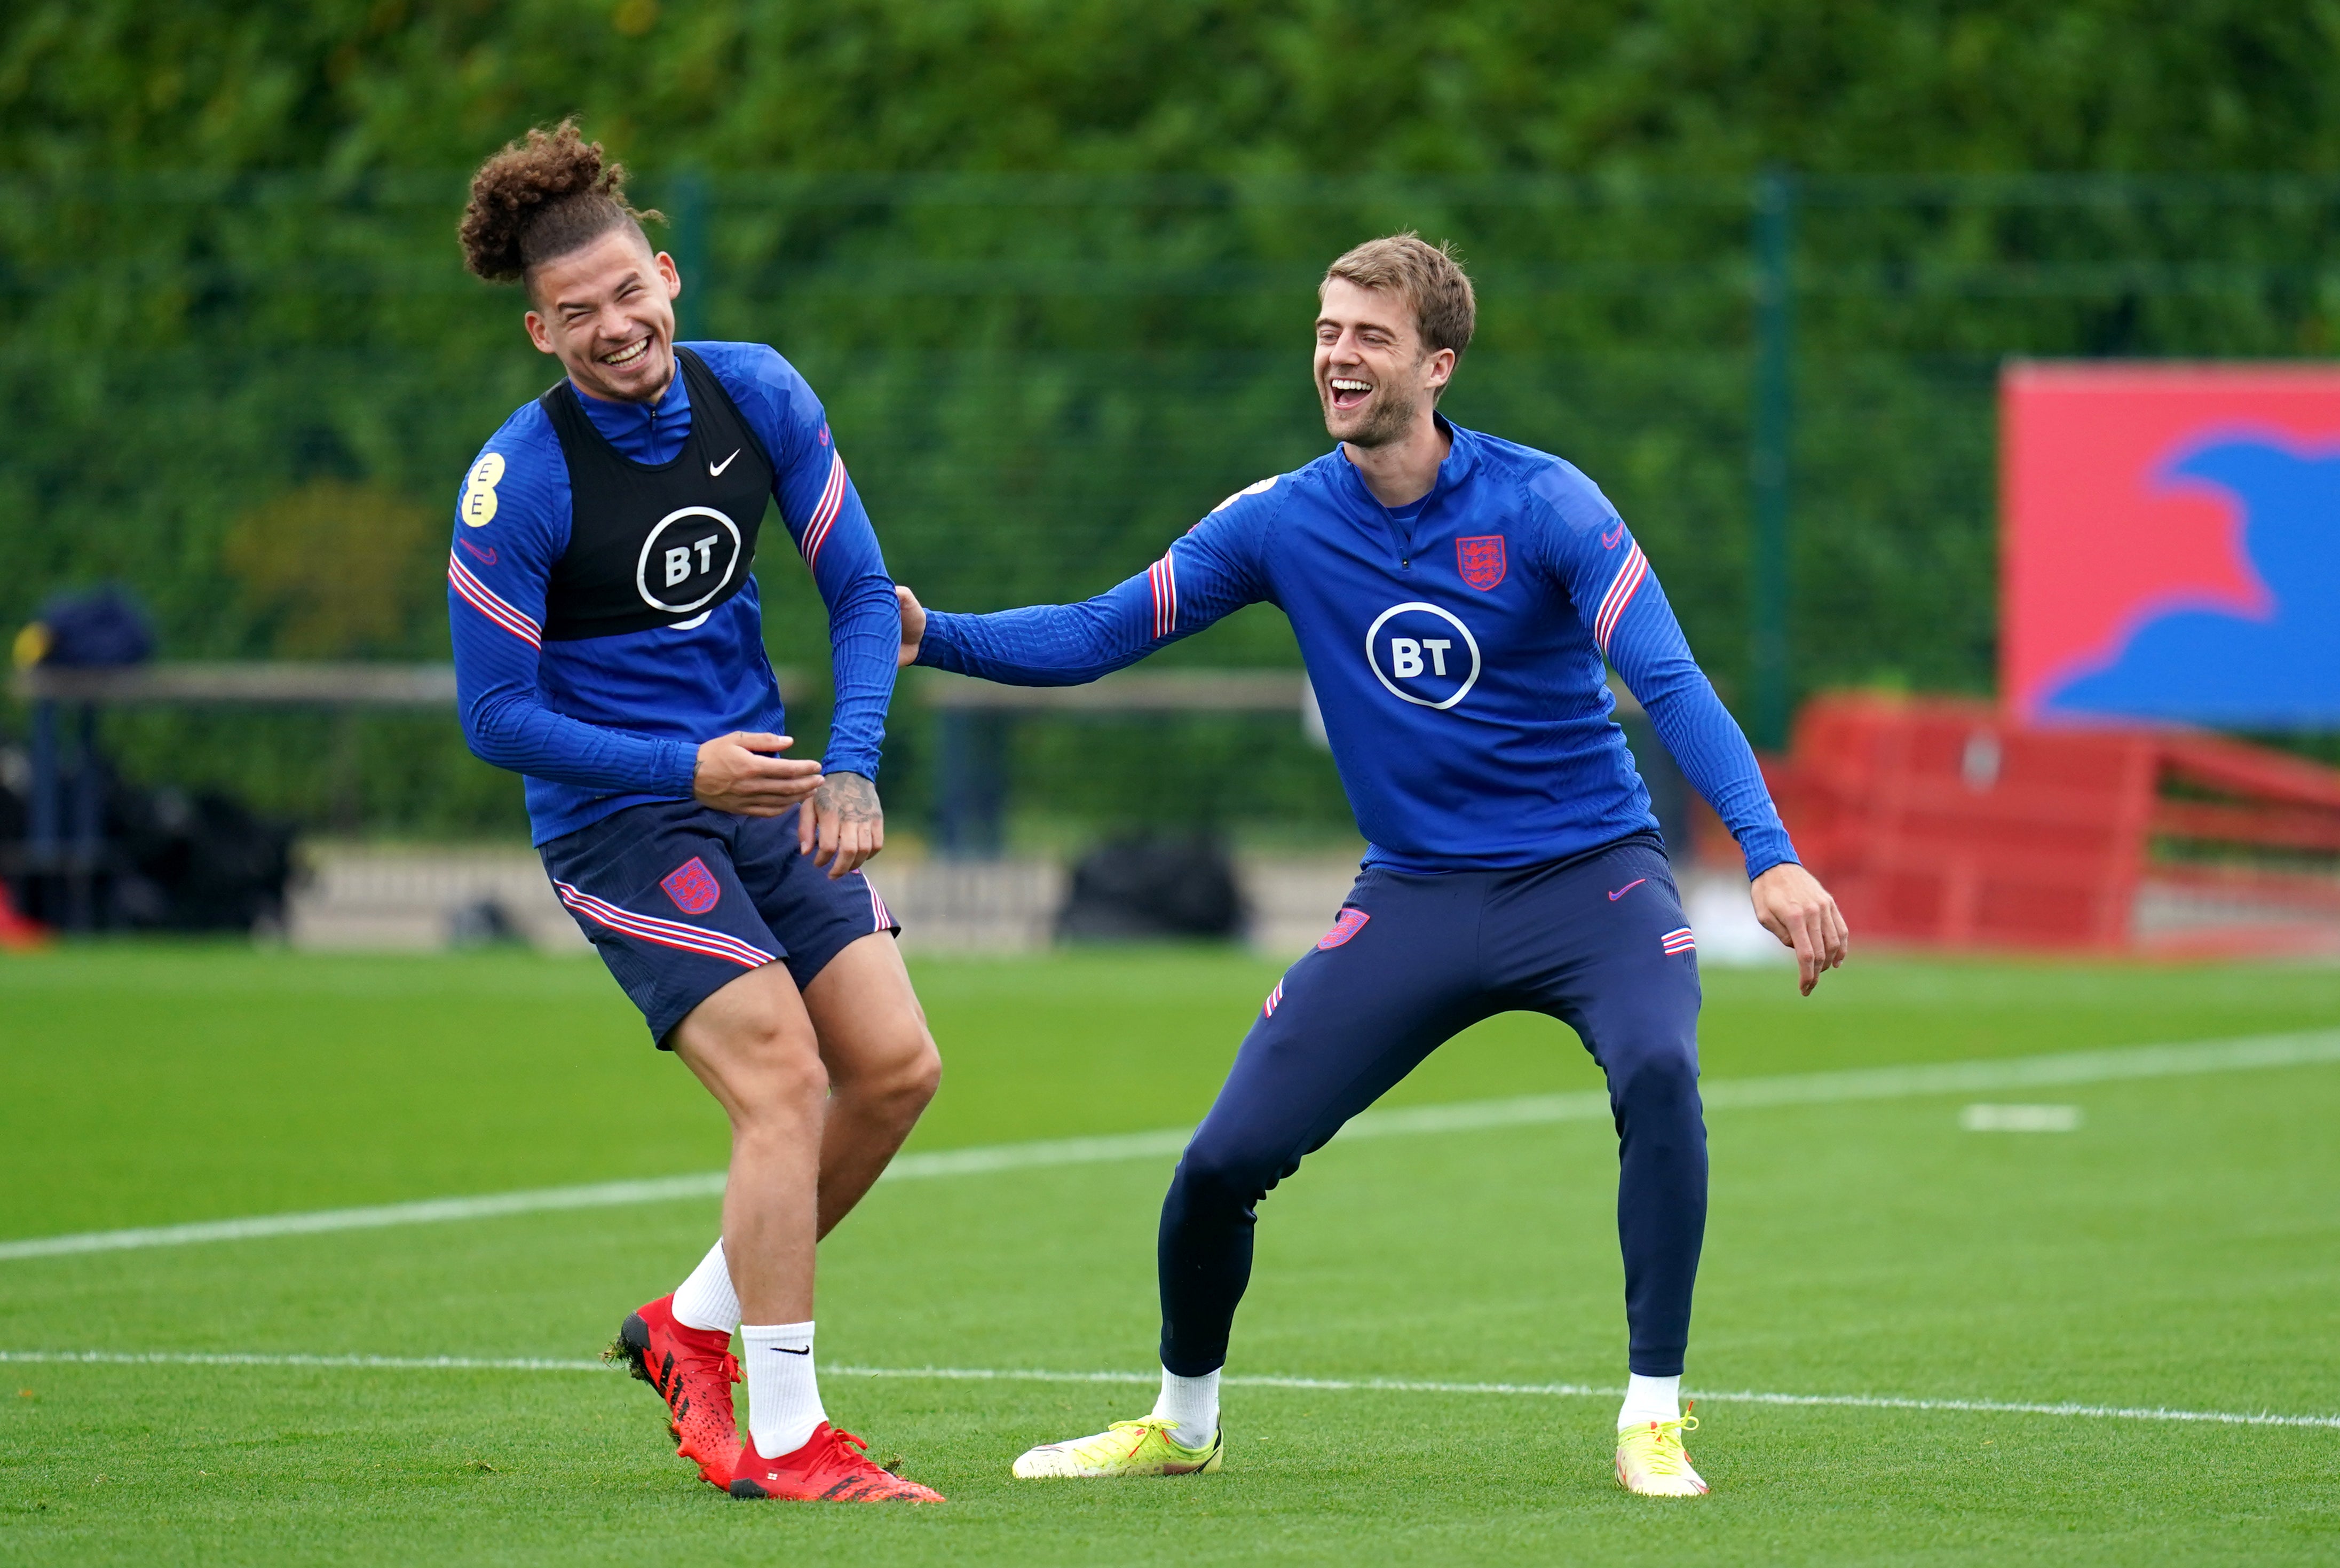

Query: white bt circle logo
[635,506,742,615]
[1365,601,1482,709]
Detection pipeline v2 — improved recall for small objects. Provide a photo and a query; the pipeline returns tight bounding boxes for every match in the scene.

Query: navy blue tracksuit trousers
[1158,833,1707,1379]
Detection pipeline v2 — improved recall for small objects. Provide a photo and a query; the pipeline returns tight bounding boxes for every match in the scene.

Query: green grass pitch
[2,943,2337,1565]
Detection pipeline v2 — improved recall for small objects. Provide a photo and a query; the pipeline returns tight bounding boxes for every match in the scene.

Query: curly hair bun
[458,119,661,284]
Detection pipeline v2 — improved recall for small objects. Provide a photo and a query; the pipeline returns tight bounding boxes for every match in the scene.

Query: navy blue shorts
[539,799,900,1048]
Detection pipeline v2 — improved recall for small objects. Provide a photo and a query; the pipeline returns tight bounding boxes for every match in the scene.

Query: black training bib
[539,346,776,642]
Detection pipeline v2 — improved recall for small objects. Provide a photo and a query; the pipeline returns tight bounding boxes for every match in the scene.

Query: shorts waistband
[1362,829,1665,884]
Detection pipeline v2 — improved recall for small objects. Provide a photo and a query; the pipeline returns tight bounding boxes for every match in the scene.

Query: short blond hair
[1321,233,1477,358]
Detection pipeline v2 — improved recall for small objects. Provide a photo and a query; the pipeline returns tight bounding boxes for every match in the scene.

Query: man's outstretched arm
[898,500,1271,682]
[1555,511,1850,994]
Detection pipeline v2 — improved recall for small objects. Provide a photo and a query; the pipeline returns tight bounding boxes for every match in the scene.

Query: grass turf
[1,944,2336,1564]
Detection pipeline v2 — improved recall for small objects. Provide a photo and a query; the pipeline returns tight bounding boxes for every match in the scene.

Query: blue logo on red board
[1317,908,1370,950]
[2003,368,2340,727]
[2045,439,2340,723]
[661,857,721,915]
[1457,534,1507,591]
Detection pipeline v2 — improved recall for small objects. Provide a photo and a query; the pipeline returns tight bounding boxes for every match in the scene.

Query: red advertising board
[2002,362,2340,726]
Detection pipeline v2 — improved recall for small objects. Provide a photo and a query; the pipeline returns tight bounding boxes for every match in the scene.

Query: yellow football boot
[1615,1410,1707,1496]
[1010,1415,1223,1479]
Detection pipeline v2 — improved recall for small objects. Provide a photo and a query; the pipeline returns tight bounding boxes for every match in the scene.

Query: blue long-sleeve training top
[446,341,898,845]
[918,417,1797,878]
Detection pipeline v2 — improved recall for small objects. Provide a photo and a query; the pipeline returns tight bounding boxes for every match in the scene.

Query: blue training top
[446,341,898,845]
[917,418,1798,878]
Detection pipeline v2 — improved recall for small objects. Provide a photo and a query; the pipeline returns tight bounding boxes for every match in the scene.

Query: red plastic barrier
[1754,694,2340,953]
[1765,695,2153,949]
[0,882,50,951]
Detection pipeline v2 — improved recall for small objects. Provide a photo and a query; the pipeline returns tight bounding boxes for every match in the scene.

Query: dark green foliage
[4,4,2339,835]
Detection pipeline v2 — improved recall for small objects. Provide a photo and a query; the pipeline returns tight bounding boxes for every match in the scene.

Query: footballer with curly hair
[449,121,941,1505]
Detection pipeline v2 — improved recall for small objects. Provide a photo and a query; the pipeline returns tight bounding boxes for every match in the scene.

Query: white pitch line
[3,1349,2333,1430]
[0,1349,607,1372]
[0,1174,733,1262]
[830,1366,2340,1429]
[1345,1027,2340,1137]
[5,1026,2337,1263]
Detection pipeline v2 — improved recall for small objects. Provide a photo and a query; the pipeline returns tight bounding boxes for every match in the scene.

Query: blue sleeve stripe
[448,553,542,648]
[1148,552,1178,638]
[1592,542,1649,655]
[799,452,848,569]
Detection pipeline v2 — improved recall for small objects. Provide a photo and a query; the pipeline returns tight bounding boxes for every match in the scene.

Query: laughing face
[523,226,682,404]
[1313,277,1454,449]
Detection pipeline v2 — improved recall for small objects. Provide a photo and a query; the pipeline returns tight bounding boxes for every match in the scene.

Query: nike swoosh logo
[771,1345,810,1356]
[1608,878,1647,901]
[458,538,498,567]
[1600,523,1625,549]
[709,449,740,477]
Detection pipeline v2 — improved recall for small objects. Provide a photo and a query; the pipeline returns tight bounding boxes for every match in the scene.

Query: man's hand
[798,769,884,877]
[693,733,822,817]
[1750,862,1850,996]
[896,584,926,668]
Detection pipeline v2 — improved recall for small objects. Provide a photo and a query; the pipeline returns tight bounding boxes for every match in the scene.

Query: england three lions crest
[661,856,722,915]
[1317,908,1371,950]
[1457,534,1507,591]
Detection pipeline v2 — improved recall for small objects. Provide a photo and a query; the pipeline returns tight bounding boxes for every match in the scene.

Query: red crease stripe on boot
[726,1423,945,1503]
[619,1294,742,1487]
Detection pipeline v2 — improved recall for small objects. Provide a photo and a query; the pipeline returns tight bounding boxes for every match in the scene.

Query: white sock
[1150,1365,1220,1450]
[741,1321,825,1458]
[671,1239,740,1333]
[1618,1372,1681,1430]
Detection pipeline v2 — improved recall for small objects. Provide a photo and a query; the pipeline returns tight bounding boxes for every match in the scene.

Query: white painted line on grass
[0,1349,607,1372]
[6,1027,2337,1263]
[1961,1104,2083,1133]
[4,1349,2334,1430]
[882,1128,1193,1178]
[1357,1027,2340,1137]
[839,1365,2340,1429]
[1665,1385,2340,1429]
[0,1175,731,1262]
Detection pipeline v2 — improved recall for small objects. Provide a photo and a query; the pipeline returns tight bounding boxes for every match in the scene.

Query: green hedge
[5,3,2338,836]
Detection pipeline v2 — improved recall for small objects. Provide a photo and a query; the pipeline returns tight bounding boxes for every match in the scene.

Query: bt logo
[1365,601,1482,709]
[663,534,722,588]
[635,505,742,617]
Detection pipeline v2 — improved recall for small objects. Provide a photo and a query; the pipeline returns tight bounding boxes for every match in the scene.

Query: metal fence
[5,170,2338,835]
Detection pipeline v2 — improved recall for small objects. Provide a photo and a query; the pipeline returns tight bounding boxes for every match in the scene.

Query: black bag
[106,780,295,932]
[1056,833,1245,942]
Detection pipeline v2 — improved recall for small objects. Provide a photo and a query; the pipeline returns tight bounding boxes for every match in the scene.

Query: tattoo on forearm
[820,771,881,823]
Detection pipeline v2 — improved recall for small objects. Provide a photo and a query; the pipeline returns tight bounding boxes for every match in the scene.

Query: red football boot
[727,1423,946,1503]
[608,1294,741,1486]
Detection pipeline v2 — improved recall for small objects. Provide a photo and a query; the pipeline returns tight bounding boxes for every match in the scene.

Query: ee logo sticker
[460,452,505,527]
[1211,473,1278,514]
